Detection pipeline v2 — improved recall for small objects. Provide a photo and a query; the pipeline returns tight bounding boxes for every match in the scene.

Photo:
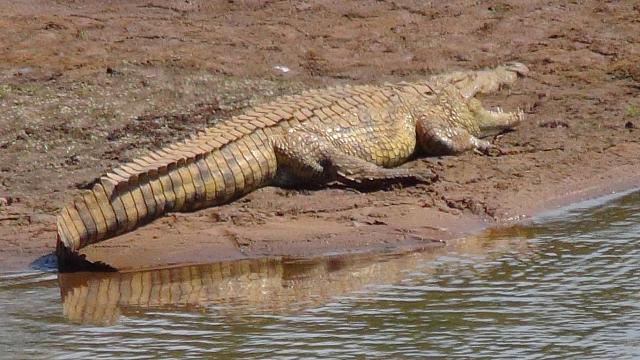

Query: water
[1,191,640,359]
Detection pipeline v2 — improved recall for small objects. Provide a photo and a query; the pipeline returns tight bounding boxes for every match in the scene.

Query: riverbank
[1,0,639,271]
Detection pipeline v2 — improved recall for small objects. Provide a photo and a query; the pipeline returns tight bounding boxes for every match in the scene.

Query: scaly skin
[56,63,528,255]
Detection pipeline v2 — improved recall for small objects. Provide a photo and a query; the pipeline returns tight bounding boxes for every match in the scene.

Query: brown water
[1,191,639,359]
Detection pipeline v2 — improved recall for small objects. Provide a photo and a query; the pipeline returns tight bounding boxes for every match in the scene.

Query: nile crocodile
[56,63,528,254]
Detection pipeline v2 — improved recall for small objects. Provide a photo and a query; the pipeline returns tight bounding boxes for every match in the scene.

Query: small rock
[15,67,33,76]
[495,182,509,190]
[106,67,121,76]
[15,130,29,141]
[43,22,67,30]
[65,154,81,165]
[0,197,11,207]
[366,219,387,225]
[273,65,290,73]
[539,120,569,128]
[625,121,635,129]
[367,211,387,218]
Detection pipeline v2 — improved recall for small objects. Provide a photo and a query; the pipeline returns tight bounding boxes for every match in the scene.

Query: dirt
[1,0,639,271]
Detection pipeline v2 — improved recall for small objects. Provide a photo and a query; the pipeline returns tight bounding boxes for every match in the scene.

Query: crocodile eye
[422,83,435,95]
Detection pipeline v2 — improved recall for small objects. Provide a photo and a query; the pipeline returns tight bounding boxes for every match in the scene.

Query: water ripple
[1,191,640,359]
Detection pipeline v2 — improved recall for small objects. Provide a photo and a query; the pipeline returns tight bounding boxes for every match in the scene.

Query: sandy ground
[0,0,639,271]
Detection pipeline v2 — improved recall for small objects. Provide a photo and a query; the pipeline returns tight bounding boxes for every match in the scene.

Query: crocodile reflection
[59,252,432,325]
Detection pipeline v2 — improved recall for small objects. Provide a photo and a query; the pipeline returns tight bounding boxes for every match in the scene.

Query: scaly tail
[56,131,277,253]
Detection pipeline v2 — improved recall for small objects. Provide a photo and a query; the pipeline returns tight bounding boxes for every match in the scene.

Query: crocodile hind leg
[274,129,433,188]
[326,150,433,187]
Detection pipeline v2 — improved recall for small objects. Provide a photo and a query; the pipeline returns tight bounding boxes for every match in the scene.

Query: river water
[1,191,639,359]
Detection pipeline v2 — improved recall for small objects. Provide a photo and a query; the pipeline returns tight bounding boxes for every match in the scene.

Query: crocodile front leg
[414,84,524,156]
[469,98,525,135]
[274,129,432,188]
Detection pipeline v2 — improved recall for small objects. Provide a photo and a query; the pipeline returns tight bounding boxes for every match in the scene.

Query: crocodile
[55,62,528,255]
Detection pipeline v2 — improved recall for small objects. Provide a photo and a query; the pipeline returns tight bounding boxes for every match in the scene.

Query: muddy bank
[0,1,639,271]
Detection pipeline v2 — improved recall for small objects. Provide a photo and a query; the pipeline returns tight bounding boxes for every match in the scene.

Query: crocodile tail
[55,132,277,252]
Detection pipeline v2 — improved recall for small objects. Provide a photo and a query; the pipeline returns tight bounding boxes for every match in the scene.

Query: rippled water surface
[1,191,640,359]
